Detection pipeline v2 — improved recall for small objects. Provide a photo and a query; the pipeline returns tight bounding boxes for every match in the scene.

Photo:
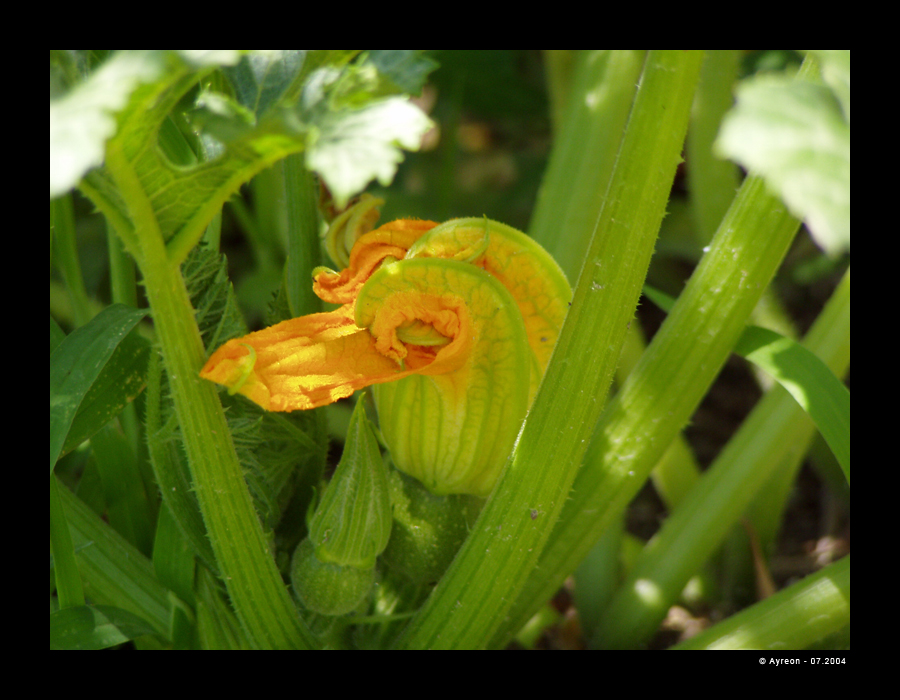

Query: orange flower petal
[313,219,438,305]
[406,218,572,401]
[200,305,422,411]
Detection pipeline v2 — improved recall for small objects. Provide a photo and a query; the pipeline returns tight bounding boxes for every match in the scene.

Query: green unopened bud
[322,193,384,268]
[381,470,482,584]
[309,396,392,569]
[291,539,374,616]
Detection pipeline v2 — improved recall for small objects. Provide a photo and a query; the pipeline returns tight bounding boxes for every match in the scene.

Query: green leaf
[645,284,849,483]
[814,50,850,123]
[61,329,151,457]
[182,244,247,353]
[50,604,158,650]
[50,50,239,199]
[77,51,431,264]
[716,56,850,256]
[50,51,167,198]
[368,50,439,96]
[735,325,850,484]
[50,315,66,353]
[56,478,173,637]
[50,476,84,610]
[224,50,357,115]
[306,96,433,208]
[50,304,146,472]
[224,50,311,115]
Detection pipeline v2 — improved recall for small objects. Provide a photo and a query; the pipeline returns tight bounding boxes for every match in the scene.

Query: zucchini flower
[200,208,571,497]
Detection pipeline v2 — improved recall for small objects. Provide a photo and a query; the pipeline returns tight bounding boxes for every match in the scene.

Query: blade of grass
[50,604,159,650]
[50,304,146,472]
[394,50,705,649]
[90,423,154,555]
[56,476,171,637]
[50,476,85,609]
[735,324,850,482]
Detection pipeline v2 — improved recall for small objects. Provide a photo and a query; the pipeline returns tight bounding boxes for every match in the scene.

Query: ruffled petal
[406,218,572,401]
[358,258,531,496]
[200,305,422,411]
[313,219,438,305]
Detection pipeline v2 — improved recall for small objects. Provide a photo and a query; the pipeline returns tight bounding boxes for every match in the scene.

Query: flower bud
[308,396,392,569]
[322,193,384,269]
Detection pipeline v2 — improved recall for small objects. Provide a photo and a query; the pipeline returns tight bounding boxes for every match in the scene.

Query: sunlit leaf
[306,97,432,207]
[716,55,850,255]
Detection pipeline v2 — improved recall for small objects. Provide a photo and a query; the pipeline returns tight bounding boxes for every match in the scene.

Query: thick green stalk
[106,143,315,649]
[395,51,704,649]
[592,268,849,649]
[491,174,802,650]
[282,156,322,318]
[687,50,741,244]
[542,50,577,135]
[529,50,645,277]
[673,556,850,650]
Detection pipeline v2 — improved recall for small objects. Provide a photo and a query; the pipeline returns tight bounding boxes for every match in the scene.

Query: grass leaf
[50,604,158,650]
[61,330,151,457]
[735,325,850,483]
[50,304,146,472]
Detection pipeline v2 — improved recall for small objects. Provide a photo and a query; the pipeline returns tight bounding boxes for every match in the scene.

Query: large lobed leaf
[716,50,850,256]
[53,50,436,258]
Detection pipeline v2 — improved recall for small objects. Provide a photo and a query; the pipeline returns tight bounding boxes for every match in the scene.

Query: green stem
[51,194,93,326]
[672,556,850,650]
[687,50,741,245]
[282,156,322,318]
[592,268,849,649]
[394,50,705,649]
[492,171,801,647]
[106,141,315,649]
[529,50,645,278]
[542,50,577,135]
[490,58,830,643]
